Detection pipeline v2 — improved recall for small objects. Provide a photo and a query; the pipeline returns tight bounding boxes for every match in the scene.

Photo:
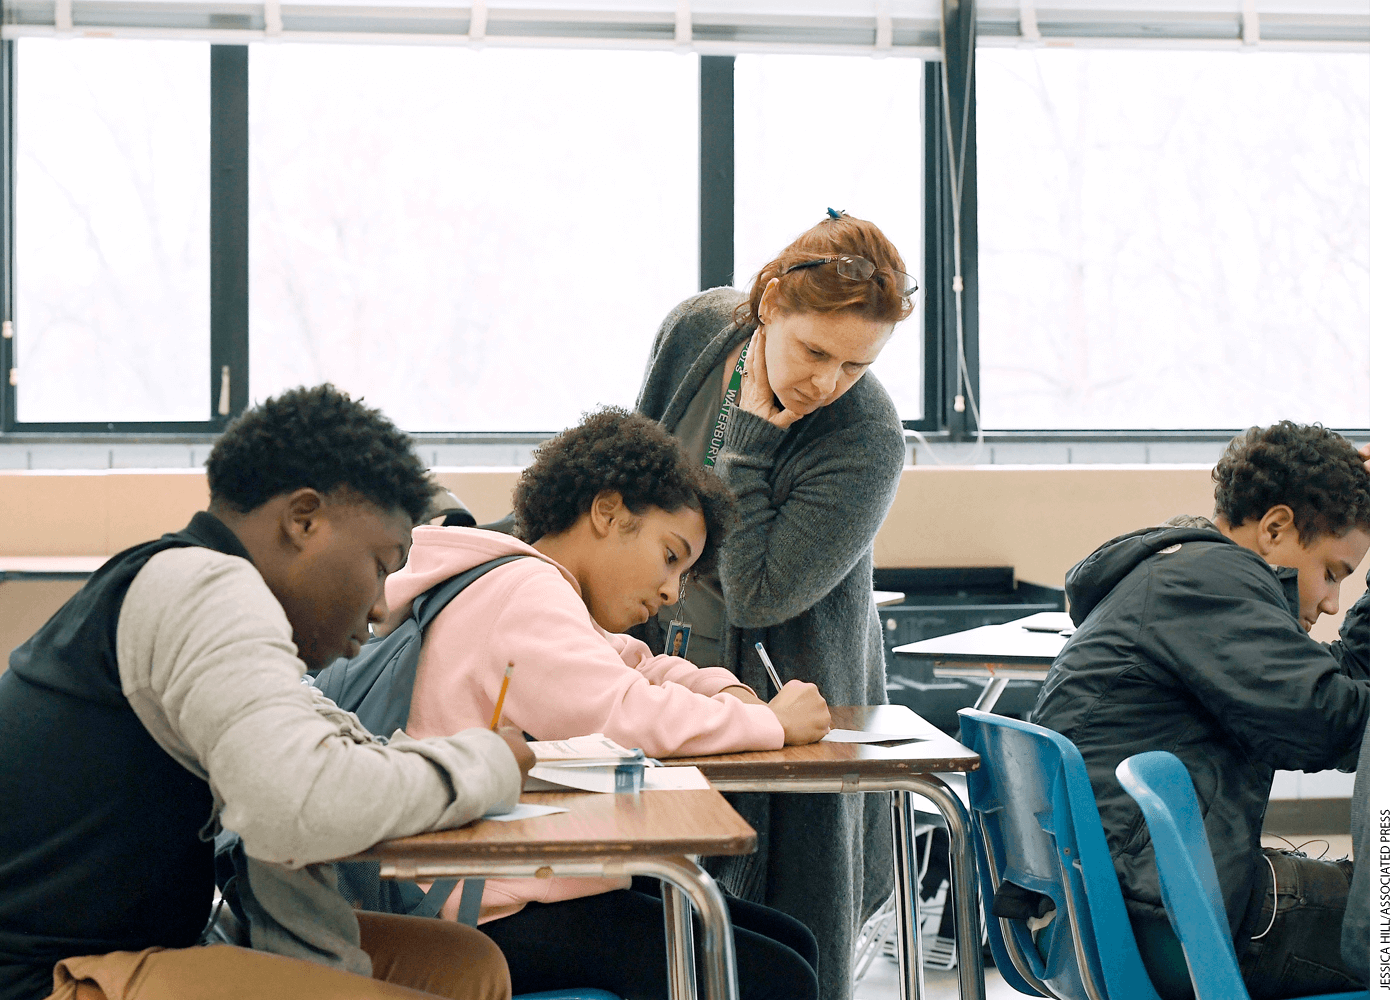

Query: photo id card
[665,620,693,659]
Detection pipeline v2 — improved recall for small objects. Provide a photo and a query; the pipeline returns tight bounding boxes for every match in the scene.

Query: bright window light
[249,44,698,433]
[734,53,925,422]
[14,38,210,424]
[977,47,1369,430]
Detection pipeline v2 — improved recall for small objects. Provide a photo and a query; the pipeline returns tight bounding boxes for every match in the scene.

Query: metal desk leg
[972,675,1009,713]
[890,789,926,1000]
[661,878,698,1000]
[651,856,737,1000]
[907,778,986,1000]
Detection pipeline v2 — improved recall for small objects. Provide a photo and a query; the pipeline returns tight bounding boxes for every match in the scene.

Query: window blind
[0,1,1365,54]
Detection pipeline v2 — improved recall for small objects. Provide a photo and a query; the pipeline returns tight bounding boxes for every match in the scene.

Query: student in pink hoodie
[384,408,829,1000]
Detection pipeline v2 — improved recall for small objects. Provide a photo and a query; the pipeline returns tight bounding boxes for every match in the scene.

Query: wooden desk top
[892,617,1069,666]
[666,706,979,779]
[353,789,755,866]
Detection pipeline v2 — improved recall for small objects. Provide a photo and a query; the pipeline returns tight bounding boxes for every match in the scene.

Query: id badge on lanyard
[665,573,693,659]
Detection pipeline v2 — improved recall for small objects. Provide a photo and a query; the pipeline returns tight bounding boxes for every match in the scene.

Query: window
[249,44,698,432]
[13,38,210,423]
[0,7,1371,446]
[976,47,1369,430]
[734,53,925,421]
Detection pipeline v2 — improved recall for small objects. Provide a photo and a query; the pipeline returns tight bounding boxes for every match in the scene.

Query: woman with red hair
[634,210,918,1000]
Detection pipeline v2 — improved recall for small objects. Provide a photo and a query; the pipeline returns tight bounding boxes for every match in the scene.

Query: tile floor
[855,954,1025,1000]
[853,832,1351,1000]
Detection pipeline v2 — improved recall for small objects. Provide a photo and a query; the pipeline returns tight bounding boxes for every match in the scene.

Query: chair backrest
[957,709,1161,1000]
[1115,751,1251,1000]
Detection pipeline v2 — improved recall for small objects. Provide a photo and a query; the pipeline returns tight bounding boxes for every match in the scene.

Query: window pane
[249,45,697,432]
[734,54,924,421]
[977,48,1369,430]
[15,38,210,424]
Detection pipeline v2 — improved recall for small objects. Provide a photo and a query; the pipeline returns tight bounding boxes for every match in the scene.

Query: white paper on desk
[642,766,710,791]
[821,729,923,744]
[481,802,569,822]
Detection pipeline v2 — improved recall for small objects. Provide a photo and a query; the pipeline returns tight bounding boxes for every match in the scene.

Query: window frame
[0,41,248,434]
[0,34,1370,444]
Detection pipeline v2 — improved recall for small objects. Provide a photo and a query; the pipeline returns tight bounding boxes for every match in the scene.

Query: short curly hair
[1213,421,1369,545]
[513,407,738,575]
[206,384,436,523]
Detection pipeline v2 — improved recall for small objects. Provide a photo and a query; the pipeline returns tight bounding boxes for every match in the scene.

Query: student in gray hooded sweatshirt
[1030,421,1369,1000]
[0,385,531,1000]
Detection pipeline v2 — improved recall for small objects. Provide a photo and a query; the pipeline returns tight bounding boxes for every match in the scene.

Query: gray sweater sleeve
[117,547,521,867]
[714,405,905,629]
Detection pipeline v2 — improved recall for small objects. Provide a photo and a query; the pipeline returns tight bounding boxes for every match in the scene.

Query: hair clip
[826,207,844,220]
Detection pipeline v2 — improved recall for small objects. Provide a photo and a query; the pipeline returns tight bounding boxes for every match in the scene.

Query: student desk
[354,788,755,1000]
[666,705,984,1000]
[892,612,1071,713]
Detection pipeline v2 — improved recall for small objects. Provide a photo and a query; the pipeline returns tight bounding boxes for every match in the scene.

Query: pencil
[754,642,784,694]
[489,663,514,730]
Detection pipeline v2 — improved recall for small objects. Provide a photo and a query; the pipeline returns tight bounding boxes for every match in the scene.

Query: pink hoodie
[384,525,785,922]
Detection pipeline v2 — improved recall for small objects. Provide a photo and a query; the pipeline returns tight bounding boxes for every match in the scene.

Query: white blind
[981,1,1366,46]
[0,0,1366,49]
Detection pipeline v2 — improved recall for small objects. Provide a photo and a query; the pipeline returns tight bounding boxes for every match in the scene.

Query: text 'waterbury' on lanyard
[703,341,749,469]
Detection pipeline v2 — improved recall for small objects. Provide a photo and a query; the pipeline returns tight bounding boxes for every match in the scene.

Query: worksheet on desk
[482,802,569,822]
[822,729,921,744]
[643,766,710,791]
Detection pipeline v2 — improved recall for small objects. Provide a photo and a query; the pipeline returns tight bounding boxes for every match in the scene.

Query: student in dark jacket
[1029,421,1369,1000]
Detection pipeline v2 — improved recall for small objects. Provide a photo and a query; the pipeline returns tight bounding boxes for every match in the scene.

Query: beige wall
[0,579,83,666]
[0,465,1368,664]
[0,469,211,556]
[877,465,1218,584]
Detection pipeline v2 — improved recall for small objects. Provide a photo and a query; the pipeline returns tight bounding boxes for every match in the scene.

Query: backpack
[312,553,530,926]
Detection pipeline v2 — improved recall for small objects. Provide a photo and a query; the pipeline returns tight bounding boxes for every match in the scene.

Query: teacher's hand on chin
[740,325,805,431]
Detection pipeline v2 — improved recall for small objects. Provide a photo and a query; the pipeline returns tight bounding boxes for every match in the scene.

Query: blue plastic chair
[1116,751,1366,1000]
[956,708,1163,1000]
[516,992,621,1000]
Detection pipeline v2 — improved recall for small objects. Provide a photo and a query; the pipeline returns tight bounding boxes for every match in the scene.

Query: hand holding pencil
[490,663,535,786]
[755,642,831,746]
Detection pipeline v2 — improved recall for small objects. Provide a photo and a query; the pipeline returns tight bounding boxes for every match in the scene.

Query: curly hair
[513,407,738,575]
[206,384,436,523]
[1213,421,1369,545]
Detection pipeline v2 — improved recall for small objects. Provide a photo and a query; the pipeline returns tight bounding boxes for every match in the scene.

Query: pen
[754,642,784,695]
[489,663,514,730]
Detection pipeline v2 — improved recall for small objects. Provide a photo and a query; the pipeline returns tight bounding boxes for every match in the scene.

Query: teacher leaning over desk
[633,210,917,1000]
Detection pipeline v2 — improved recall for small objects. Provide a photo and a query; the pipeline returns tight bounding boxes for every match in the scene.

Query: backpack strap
[411,554,532,627]
[393,876,485,925]
[388,553,533,928]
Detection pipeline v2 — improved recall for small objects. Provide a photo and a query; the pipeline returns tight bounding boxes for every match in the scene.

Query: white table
[891,612,1072,712]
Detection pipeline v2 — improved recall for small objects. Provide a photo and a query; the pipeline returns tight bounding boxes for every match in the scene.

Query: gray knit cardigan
[634,288,906,1000]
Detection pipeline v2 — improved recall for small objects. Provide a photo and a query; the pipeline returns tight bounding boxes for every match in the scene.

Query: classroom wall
[0,464,1369,661]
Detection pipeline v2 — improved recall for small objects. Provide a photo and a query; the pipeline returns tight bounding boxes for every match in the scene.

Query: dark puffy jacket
[1028,520,1368,948]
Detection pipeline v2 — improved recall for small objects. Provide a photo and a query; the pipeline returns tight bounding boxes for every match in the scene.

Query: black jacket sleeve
[1328,575,1370,681]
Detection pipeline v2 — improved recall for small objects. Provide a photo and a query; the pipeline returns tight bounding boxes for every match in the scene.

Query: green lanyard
[703,342,749,468]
